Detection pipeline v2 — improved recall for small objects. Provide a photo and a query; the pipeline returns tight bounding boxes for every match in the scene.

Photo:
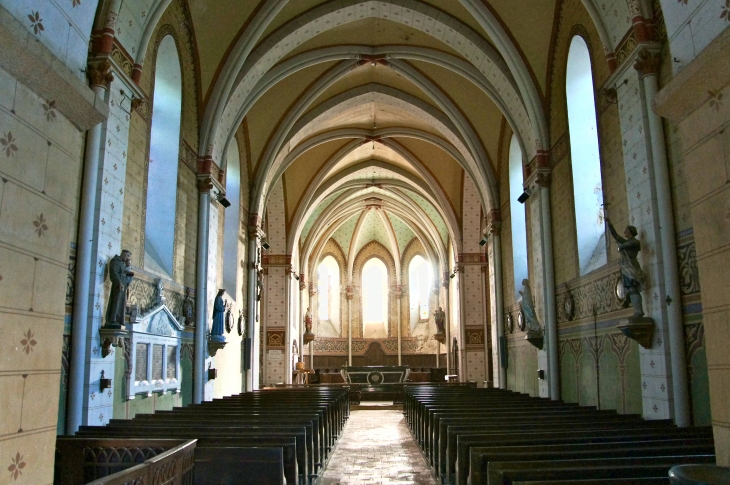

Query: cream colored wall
[655,26,730,465]
[0,64,84,485]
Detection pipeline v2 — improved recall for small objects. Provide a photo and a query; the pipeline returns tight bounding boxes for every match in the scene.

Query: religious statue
[105,250,134,328]
[606,216,646,317]
[182,288,195,328]
[304,307,313,334]
[211,289,226,342]
[519,279,542,333]
[225,301,233,334]
[433,306,446,343]
[237,309,245,337]
[256,269,264,301]
[303,307,314,343]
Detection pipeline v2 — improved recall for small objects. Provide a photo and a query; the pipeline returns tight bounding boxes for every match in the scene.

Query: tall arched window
[145,36,182,277]
[362,258,388,338]
[566,35,606,275]
[409,255,432,323]
[508,134,528,295]
[317,256,340,336]
[222,137,241,298]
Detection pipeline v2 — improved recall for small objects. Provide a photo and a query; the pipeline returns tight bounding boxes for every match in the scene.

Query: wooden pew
[194,447,285,485]
[457,427,714,485]
[483,455,716,485]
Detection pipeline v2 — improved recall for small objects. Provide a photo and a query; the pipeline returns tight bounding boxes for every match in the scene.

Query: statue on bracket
[519,279,544,349]
[605,216,645,317]
[606,214,655,349]
[182,288,195,328]
[303,307,315,343]
[225,301,233,334]
[105,249,134,328]
[100,249,134,356]
[237,309,245,337]
[433,307,446,343]
[211,289,226,342]
[208,289,227,356]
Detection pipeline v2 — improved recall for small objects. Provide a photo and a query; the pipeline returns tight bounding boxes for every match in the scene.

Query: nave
[321,406,436,485]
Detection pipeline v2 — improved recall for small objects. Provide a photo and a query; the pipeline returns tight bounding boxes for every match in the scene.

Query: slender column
[395,286,402,365]
[459,264,468,381]
[492,231,506,389]
[537,170,560,401]
[261,267,268,385]
[347,287,353,365]
[443,272,451,374]
[194,177,213,403]
[636,50,690,426]
[299,274,306,370]
[308,286,315,369]
[245,216,261,392]
[67,66,112,434]
[481,266,491,384]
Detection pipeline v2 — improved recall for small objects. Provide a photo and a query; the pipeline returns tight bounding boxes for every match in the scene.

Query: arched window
[566,35,607,275]
[408,255,432,323]
[317,256,340,334]
[508,134,528,295]
[222,137,241,298]
[144,36,182,277]
[362,258,388,338]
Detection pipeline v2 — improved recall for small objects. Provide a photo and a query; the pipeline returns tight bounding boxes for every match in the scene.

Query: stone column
[346,286,353,365]
[68,55,144,428]
[193,175,212,403]
[486,211,506,388]
[523,153,559,400]
[635,48,689,426]
[442,272,451,374]
[67,61,113,434]
[245,217,263,391]
[604,43,689,423]
[395,285,402,365]
[654,25,730,460]
[457,262,468,381]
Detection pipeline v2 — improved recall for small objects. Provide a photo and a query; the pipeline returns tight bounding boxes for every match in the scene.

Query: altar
[340,365,410,385]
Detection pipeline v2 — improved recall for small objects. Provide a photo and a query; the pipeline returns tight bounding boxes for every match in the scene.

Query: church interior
[1,0,730,483]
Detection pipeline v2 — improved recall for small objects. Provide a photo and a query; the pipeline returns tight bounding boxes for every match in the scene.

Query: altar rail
[55,438,196,485]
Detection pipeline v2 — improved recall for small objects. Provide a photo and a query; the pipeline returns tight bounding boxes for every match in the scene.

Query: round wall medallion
[505,313,514,333]
[615,276,628,307]
[517,310,525,331]
[563,291,575,321]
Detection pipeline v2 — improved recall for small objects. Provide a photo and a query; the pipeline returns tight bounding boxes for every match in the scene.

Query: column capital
[346,286,354,300]
[87,60,114,89]
[634,48,661,78]
[486,209,501,235]
[524,150,552,189]
[196,176,214,194]
[299,273,307,290]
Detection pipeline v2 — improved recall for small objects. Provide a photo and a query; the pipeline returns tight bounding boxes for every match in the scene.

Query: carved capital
[535,171,552,188]
[486,209,501,235]
[634,48,661,77]
[87,60,114,88]
[197,176,214,194]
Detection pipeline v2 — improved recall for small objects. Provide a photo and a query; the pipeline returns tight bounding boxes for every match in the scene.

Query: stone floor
[320,408,438,485]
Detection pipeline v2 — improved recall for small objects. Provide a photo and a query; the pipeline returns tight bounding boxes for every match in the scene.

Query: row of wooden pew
[68,387,349,485]
[403,386,716,485]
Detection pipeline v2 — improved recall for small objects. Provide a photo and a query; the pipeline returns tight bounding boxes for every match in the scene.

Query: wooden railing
[55,438,195,485]
[85,439,195,485]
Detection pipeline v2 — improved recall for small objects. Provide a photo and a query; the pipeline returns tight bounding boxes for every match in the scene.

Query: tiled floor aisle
[321,409,438,485]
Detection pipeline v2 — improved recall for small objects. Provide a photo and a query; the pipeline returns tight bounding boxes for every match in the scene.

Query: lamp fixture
[262,241,271,250]
[517,189,531,204]
[479,236,488,247]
